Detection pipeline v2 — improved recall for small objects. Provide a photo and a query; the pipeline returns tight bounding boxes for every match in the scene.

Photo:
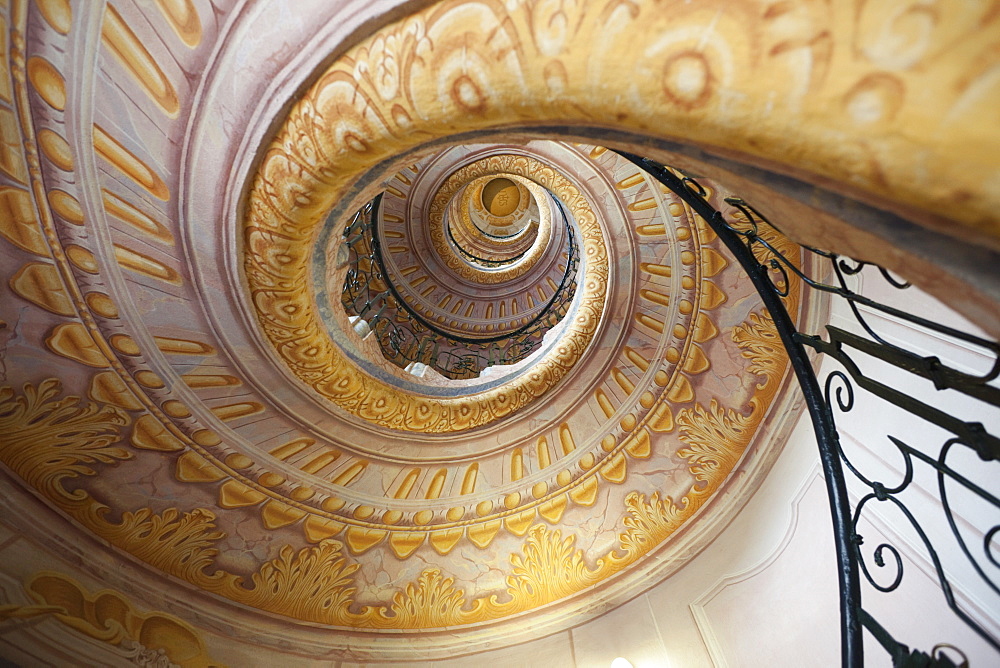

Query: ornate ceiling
[1,0,998,665]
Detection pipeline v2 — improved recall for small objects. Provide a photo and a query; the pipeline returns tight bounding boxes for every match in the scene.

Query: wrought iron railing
[341,194,580,380]
[622,152,999,668]
[446,221,531,267]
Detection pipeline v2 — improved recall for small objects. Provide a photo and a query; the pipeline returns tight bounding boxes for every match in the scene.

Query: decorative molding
[13,571,218,668]
[0,315,791,629]
[689,466,824,668]
[246,146,609,432]
[0,0,822,651]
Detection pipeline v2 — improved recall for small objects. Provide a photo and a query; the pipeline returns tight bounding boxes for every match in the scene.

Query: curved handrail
[622,151,999,668]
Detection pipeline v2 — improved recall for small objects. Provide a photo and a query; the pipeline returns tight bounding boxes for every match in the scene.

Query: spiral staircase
[1,1,999,666]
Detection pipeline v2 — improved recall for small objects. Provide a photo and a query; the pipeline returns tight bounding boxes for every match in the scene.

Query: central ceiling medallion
[480,176,522,219]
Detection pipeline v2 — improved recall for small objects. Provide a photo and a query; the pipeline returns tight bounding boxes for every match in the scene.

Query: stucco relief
[3,0,993,663]
[0,0,798,648]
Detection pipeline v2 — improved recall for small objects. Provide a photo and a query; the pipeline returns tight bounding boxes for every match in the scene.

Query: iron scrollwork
[619,151,999,668]
[341,194,580,380]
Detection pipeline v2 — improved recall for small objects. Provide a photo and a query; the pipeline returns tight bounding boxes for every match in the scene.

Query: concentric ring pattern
[7,0,994,661]
[0,0,810,654]
[332,152,582,382]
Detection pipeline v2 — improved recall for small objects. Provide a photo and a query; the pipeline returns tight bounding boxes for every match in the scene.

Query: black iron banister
[619,151,999,667]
